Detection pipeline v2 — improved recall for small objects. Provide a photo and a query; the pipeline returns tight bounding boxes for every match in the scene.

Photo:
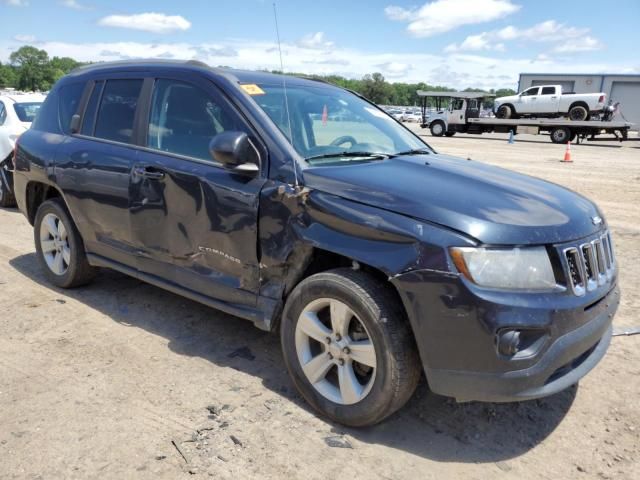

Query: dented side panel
[130,148,266,306]
[257,181,476,304]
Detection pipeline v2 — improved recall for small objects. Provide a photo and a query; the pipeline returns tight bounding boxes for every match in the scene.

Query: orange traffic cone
[562,141,572,163]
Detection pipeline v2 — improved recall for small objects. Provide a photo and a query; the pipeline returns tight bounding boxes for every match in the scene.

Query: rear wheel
[550,127,572,144]
[0,156,16,208]
[281,269,421,427]
[34,198,96,288]
[568,105,588,121]
[430,121,445,137]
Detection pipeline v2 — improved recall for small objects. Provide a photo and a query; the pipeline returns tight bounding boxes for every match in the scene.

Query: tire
[444,132,456,137]
[568,105,588,121]
[281,268,421,427]
[496,105,512,119]
[0,157,16,208]
[430,121,445,137]
[34,198,96,288]
[550,127,572,144]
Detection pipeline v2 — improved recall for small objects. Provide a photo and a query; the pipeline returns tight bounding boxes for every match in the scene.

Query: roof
[519,72,640,77]
[416,90,495,99]
[67,59,337,89]
[0,93,47,103]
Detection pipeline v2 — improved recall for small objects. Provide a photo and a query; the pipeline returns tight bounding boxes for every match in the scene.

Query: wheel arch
[25,180,66,225]
[568,100,589,112]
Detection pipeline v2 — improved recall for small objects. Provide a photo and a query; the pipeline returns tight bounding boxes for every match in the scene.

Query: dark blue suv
[13,60,619,426]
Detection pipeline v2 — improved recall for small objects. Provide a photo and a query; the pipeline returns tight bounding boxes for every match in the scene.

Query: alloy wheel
[295,298,377,405]
[39,213,71,276]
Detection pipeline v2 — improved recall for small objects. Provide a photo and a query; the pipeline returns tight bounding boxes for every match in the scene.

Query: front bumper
[392,269,619,403]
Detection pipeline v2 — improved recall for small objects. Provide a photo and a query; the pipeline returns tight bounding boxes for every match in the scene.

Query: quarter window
[59,82,85,134]
[94,79,143,144]
[147,79,238,161]
[81,81,104,136]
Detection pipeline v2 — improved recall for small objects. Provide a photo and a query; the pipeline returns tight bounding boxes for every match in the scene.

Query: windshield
[248,83,429,164]
[14,102,42,122]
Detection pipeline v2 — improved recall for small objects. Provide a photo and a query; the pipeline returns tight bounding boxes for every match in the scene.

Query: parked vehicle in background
[13,61,619,427]
[388,108,405,121]
[403,109,422,122]
[494,85,606,121]
[0,93,45,207]
[420,90,633,143]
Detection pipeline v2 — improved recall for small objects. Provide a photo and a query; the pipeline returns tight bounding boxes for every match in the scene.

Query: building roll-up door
[610,81,640,128]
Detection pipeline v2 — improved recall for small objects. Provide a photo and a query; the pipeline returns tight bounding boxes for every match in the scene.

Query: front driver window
[521,87,539,96]
[147,79,238,162]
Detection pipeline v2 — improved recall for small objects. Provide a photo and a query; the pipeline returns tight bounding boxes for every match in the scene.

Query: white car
[494,85,606,121]
[403,110,423,122]
[0,93,45,207]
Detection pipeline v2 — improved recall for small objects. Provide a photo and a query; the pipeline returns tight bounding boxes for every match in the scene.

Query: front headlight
[450,246,556,290]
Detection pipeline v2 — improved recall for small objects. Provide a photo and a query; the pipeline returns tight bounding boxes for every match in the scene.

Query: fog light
[497,330,521,356]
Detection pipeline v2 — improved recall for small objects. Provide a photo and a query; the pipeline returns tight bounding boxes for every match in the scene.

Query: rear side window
[541,87,555,95]
[81,81,104,136]
[0,102,6,125]
[94,79,143,144]
[59,82,85,134]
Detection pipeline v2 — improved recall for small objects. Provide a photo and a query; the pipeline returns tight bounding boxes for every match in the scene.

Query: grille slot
[563,230,615,296]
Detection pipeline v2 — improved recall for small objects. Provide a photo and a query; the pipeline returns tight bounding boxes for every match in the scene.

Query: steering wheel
[330,135,357,148]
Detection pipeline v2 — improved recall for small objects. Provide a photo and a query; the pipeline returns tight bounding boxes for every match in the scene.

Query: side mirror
[70,114,81,134]
[209,131,260,174]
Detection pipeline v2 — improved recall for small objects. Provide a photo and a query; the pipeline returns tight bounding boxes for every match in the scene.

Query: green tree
[360,72,392,104]
[9,46,50,91]
[0,62,18,88]
[49,56,82,74]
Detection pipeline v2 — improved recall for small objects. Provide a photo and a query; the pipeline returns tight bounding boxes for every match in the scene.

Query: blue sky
[1,0,639,89]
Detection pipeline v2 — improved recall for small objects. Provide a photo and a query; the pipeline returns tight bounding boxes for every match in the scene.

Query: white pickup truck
[494,85,606,121]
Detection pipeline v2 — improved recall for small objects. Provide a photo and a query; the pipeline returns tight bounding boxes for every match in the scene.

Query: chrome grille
[563,231,615,296]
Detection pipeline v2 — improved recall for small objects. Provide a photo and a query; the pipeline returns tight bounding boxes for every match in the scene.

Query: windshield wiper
[305,151,389,161]
[389,148,432,157]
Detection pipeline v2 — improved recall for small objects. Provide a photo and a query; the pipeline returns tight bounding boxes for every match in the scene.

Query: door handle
[134,166,165,180]
[551,96,557,99]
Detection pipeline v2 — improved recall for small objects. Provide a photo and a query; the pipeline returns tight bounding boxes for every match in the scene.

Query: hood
[495,95,518,106]
[302,154,602,245]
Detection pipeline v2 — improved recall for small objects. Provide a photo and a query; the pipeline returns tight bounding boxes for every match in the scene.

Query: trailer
[417,90,635,144]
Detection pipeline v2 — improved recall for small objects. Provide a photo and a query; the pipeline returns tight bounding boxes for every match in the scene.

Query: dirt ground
[1,129,638,480]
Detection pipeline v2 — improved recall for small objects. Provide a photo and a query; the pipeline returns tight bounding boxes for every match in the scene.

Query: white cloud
[445,33,505,53]
[13,34,36,43]
[385,0,520,37]
[297,32,334,50]
[98,13,191,34]
[0,38,633,91]
[4,0,29,6]
[376,61,412,78]
[60,0,89,9]
[447,20,603,54]
[553,36,603,53]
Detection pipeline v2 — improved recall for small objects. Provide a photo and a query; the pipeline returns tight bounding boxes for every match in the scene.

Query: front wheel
[281,269,421,427]
[496,105,512,119]
[430,121,445,137]
[444,131,456,137]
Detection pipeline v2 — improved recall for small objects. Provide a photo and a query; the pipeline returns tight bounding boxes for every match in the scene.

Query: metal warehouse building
[518,73,640,128]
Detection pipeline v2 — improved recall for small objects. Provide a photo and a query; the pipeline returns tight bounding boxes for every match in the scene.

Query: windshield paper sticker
[240,84,266,95]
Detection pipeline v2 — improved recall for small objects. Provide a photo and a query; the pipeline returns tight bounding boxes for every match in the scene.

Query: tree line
[1,45,516,106]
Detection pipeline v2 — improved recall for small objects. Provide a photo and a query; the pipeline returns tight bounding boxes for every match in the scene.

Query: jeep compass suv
[12,60,619,426]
